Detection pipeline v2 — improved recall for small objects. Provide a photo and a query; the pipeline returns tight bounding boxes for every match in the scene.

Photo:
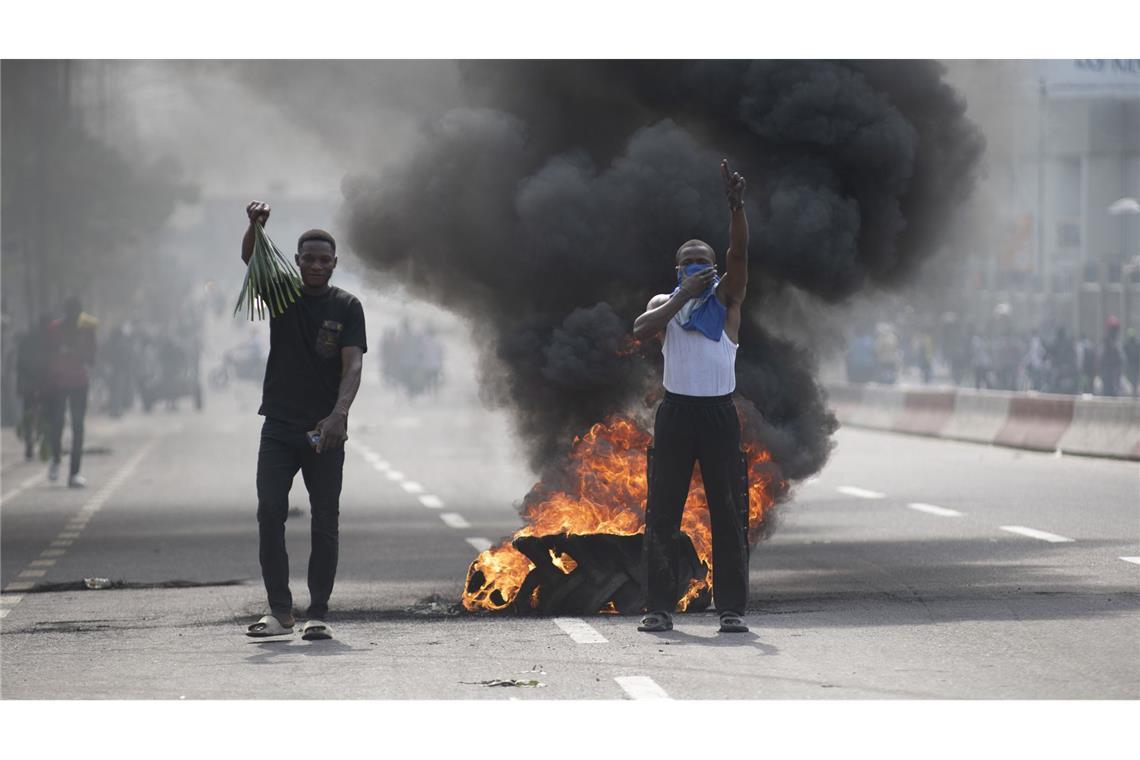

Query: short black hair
[298,228,336,254]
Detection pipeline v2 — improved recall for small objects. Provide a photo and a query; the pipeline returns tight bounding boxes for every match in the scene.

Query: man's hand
[246,200,271,227]
[309,411,347,454]
[721,159,746,211]
[680,266,717,297]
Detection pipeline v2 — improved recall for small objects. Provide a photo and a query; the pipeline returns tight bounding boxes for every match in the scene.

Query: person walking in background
[43,297,97,487]
[15,314,52,461]
[1123,328,1140,398]
[1025,331,1047,392]
[1098,316,1124,397]
[971,332,991,390]
[1078,334,1096,394]
[1048,326,1078,394]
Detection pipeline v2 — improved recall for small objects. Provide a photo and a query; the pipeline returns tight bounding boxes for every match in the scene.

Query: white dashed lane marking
[1,435,161,610]
[439,513,471,529]
[401,481,424,494]
[615,676,669,700]
[906,502,963,518]
[466,537,492,552]
[418,495,444,509]
[1000,526,1075,543]
[553,617,608,643]
[837,486,885,500]
[385,470,405,482]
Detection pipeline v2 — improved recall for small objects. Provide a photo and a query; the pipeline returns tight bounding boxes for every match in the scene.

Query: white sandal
[302,620,333,641]
[245,614,294,637]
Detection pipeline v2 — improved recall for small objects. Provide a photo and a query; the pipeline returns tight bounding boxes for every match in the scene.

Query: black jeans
[643,392,749,614]
[256,417,344,620]
[45,386,88,477]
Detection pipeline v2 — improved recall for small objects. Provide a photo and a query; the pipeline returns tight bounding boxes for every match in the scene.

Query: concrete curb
[826,382,1140,461]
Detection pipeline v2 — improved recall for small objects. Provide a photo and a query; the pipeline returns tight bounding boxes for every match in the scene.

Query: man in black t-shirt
[241,200,366,642]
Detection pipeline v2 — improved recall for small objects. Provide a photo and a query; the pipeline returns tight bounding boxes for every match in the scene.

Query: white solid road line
[466,537,492,552]
[401,481,425,494]
[615,676,670,700]
[907,502,963,518]
[418,495,444,509]
[553,617,608,644]
[837,486,885,499]
[1000,525,1075,543]
[439,512,472,529]
[0,471,46,506]
[1119,557,1140,565]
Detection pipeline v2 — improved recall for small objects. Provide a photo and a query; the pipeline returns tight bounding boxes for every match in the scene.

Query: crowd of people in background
[846,312,1140,398]
[5,297,206,487]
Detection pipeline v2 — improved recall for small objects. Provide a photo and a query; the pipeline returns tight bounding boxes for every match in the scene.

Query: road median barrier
[825,382,1138,461]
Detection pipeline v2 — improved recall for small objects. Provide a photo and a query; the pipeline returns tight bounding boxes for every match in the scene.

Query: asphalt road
[2,358,1138,699]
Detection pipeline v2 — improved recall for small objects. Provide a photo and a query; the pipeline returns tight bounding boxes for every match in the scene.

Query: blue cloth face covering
[672,263,727,341]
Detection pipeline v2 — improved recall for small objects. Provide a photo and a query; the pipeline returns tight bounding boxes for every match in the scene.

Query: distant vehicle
[137,333,203,412]
[208,341,264,390]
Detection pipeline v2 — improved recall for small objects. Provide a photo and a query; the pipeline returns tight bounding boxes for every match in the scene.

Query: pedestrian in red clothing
[44,296,97,488]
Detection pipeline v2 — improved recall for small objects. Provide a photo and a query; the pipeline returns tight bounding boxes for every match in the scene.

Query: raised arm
[241,201,271,264]
[715,159,748,307]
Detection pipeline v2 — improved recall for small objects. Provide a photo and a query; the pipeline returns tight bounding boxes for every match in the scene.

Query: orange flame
[463,408,785,613]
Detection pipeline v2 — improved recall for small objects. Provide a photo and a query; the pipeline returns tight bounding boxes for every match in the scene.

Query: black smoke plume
[342,61,983,483]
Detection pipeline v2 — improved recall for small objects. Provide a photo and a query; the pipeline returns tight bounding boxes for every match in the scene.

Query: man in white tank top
[632,159,750,633]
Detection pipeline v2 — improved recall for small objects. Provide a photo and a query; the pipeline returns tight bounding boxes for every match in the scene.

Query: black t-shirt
[259,285,367,428]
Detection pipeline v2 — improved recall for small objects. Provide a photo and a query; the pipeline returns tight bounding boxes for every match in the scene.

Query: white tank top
[662,315,738,396]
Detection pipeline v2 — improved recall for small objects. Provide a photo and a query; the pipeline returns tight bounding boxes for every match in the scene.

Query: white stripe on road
[0,472,46,506]
[385,470,405,482]
[466,537,492,552]
[401,481,424,494]
[57,532,81,540]
[40,550,66,558]
[837,486,885,500]
[1000,526,1075,543]
[1119,557,1140,565]
[371,461,390,471]
[0,609,9,619]
[18,569,46,578]
[0,595,21,605]
[553,617,608,644]
[439,513,471,529]
[4,582,35,592]
[906,502,963,518]
[418,495,444,509]
[615,676,669,700]
[50,540,73,548]
[29,559,56,568]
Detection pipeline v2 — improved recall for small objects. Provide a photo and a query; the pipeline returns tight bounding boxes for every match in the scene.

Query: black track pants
[45,386,88,477]
[256,418,344,620]
[643,392,748,614]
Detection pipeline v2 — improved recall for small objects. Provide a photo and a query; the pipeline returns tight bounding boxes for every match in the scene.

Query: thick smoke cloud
[341,61,983,482]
